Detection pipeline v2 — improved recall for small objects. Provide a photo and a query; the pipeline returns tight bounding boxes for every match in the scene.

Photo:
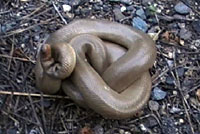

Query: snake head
[41,44,52,61]
[40,43,76,79]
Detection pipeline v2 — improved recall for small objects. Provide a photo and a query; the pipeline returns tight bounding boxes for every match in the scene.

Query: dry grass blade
[0,91,69,99]
[0,54,35,63]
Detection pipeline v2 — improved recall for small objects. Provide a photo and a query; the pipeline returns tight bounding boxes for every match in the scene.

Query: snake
[35,19,156,119]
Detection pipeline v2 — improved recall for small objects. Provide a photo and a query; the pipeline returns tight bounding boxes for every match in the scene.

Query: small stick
[52,1,67,24]
[0,91,69,99]
[18,4,45,20]
[0,54,35,63]
[172,48,195,134]
[1,17,56,38]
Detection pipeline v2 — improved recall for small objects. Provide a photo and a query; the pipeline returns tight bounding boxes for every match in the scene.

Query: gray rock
[1,25,6,33]
[29,129,39,134]
[120,0,132,5]
[179,28,192,40]
[113,8,126,21]
[148,100,159,111]
[132,17,148,32]
[7,128,17,134]
[4,22,17,32]
[109,0,120,2]
[166,76,174,85]
[174,2,191,14]
[119,129,125,134]
[109,0,132,4]
[144,117,159,128]
[142,0,154,5]
[152,87,167,100]
[192,39,200,47]
[177,67,185,77]
[124,131,131,134]
[94,125,104,134]
[70,0,87,7]
[136,8,146,19]
[126,5,135,12]
[33,25,41,32]
[192,20,200,33]
[170,107,181,114]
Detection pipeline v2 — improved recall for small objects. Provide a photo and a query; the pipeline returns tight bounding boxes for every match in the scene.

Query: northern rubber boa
[35,19,156,119]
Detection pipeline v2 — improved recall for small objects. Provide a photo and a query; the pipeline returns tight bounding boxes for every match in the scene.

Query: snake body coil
[35,19,156,119]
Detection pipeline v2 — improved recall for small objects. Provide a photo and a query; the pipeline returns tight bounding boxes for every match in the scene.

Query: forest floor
[0,0,200,134]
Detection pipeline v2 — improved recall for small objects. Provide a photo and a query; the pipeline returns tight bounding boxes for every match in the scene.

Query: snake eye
[41,44,52,61]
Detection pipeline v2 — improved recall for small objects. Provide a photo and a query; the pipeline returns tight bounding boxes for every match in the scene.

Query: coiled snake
[35,19,156,119]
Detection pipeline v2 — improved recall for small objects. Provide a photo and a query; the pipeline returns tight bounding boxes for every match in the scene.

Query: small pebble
[148,100,159,111]
[166,76,174,85]
[113,8,126,21]
[65,12,75,19]
[21,43,25,48]
[1,25,6,33]
[144,117,159,128]
[190,97,200,108]
[139,124,147,132]
[167,60,173,67]
[33,26,41,32]
[132,17,148,32]
[41,100,51,108]
[7,128,17,134]
[168,52,173,59]
[170,107,181,114]
[29,129,39,134]
[152,87,167,100]
[185,94,190,99]
[179,118,184,124]
[93,4,101,11]
[136,8,146,19]
[63,4,71,12]
[34,35,40,41]
[94,125,104,134]
[179,39,184,46]
[192,39,200,47]
[109,0,120,2]
[142,0,153,5]
[179,28,192,40]
[125,131,131,134]
[126,5,135,12]
[173,90,178,95]
[192,20,200,33]
[177,67,185,77]
[70,0,83,7]
[196,89,200,101]
[120,0,132,5]
[5,22,17,32]
[119,129,125,134]
[120,6,126,12]
[178,23,185,29]
[174,2,191,14]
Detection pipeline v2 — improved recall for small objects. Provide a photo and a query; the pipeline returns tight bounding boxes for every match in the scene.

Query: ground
[0,0,200,134]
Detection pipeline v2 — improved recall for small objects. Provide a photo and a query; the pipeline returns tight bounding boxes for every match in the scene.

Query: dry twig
[0,90,69,99]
